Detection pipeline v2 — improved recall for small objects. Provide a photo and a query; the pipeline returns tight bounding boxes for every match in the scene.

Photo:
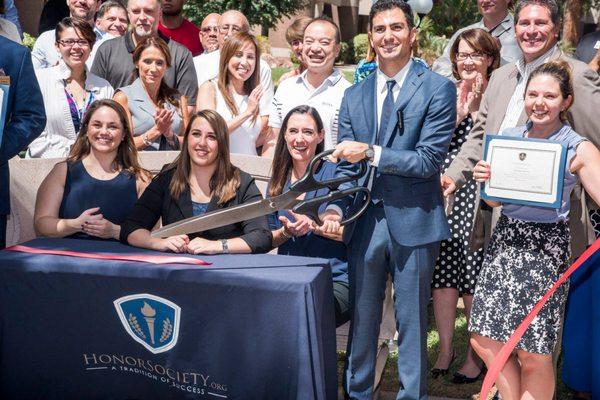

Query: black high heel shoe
[430,350,456,379]
[451,365,487,384]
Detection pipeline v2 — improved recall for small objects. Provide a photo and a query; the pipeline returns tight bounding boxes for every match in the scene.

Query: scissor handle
[289,149,368,194]
[292,187,371,226]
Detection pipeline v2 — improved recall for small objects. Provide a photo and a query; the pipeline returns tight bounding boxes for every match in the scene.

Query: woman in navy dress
[34,99,150,240]
[268,105,350,327]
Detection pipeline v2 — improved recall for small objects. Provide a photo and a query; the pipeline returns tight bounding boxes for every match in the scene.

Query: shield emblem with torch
[114,294,181,354]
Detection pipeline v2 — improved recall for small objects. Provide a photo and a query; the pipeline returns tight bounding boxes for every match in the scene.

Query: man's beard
[72,9,95,21]
[205,42,219,52]
[162,8,183,17]
[134,26,154,38]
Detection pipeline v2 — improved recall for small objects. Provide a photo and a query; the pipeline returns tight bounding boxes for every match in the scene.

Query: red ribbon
[4,244,211,266]
[480,237,600,398]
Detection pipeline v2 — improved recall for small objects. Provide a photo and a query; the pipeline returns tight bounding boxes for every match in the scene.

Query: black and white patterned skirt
[469,214,571,354]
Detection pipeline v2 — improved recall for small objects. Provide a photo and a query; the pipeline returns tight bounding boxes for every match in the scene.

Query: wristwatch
[364,145,375,162]
[221,239,229,254]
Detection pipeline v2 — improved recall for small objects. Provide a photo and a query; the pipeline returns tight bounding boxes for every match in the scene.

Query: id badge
[0,76,10,145]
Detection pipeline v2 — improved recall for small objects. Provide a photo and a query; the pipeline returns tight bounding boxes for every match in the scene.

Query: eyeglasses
[219,24,242,34]
[456,52,487,61]
[201,26,219,33]
[58,39,90,48]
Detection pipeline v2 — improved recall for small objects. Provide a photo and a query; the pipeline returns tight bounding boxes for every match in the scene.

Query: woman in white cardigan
[27,17,113,158]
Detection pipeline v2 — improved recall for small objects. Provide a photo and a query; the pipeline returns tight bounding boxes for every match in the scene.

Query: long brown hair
[217,32,261,121]
[132,36,181,109]
[168,110,241,204]
[68,99,150,180]
[268,105,325,197]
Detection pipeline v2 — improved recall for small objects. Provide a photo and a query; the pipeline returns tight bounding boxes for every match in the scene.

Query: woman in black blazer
[121,110,272,254]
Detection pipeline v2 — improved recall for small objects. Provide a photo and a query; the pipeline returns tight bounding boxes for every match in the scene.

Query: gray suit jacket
[445,48,600,256]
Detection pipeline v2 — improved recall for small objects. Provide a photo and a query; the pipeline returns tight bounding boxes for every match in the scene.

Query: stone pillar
[337,5,359,42]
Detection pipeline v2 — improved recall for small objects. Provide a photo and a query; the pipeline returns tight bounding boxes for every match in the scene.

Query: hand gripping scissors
[151,150,371,238]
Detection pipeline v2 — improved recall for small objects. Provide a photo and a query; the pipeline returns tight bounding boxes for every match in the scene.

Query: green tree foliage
[427,0,479,38]
[183,0,307,31]
[417,16,449,64]
[353,34,369,62]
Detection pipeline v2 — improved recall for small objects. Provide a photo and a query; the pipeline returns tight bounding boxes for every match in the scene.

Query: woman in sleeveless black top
[34,99,151,240]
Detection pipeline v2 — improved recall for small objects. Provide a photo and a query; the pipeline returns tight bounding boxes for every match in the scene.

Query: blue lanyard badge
[0,76,10,146]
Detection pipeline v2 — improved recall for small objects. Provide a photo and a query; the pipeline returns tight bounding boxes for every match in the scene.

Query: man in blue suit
[0,36,46,248]
[321,1,456,398]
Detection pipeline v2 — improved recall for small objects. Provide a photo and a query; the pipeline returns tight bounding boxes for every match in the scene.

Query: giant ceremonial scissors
[151,150,371,238]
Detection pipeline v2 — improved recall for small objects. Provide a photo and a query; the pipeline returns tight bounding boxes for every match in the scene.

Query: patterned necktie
[378,80,397,146]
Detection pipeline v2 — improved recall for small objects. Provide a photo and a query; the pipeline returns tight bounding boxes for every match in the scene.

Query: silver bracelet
[221,239,229,254]
[281,227,292,239]
[142,133,152,147]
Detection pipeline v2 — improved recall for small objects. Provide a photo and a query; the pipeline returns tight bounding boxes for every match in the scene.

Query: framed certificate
[481,135,567,208]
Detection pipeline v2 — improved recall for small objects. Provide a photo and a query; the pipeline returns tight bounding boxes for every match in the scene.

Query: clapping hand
[154,108,174,136]
[457,74,484,124]
[591,47,600,72]
[246,85,264,115]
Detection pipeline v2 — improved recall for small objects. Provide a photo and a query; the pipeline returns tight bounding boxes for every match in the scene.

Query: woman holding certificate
[469,60,600,399]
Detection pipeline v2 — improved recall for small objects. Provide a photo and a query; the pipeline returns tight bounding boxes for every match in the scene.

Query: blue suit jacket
[336,61,456,247]
[0,37,46,215]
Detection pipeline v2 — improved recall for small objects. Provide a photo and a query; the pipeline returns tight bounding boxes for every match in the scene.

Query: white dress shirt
[327,60,413,218]
[371,60,413,166]
[193,49,274,114]
[498,45,558,133]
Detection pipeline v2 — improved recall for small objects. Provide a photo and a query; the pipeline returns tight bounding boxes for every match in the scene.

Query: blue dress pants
[344,203,439,400]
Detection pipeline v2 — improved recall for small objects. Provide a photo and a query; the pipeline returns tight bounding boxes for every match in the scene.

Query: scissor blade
[151,192,300,238]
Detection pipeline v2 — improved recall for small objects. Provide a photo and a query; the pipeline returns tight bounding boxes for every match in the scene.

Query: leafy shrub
[336,41,354,64]
[415,16,449,66]
[353,33,369,63]
[23,33,36,51]
[256,35,271,56]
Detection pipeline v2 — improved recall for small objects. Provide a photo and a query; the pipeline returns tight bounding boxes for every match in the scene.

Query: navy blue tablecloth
[0,239,337,400]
